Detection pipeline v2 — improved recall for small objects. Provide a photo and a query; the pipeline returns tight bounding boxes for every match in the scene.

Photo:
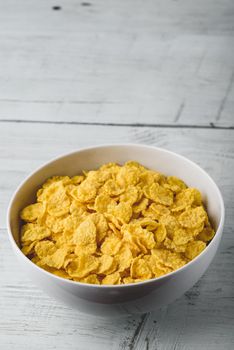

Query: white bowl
[7,144,225,317]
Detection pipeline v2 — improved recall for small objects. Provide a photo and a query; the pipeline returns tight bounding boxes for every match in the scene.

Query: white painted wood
[0,0,234,126]
[0,122,234,349]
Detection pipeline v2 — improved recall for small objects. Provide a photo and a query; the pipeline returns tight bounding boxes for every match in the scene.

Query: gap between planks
[0,119,234,130]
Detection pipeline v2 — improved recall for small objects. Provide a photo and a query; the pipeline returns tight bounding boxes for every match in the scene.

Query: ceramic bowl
[7,144,225,317]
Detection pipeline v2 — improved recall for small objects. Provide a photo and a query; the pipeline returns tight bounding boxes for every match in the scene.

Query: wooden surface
[0,1,234,349]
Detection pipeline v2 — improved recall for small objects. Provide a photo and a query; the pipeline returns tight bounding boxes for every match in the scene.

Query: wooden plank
[0,0,234,126]
[0,121,234,349]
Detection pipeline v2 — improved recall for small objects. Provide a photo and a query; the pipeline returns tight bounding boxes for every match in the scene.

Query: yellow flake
[79,274,100,284]
[165,176,187,193]
[172,188,202,212]
[20,203,44,222]
[136,217,158,231]
[21,241,37,255]
[107,202,132,224]
[67,253,99,279]
[115,245,133,272]
[97,255,118,275]
[130,257,152,280]
[119,185,139,205]
[116,166,140,187]
[160,214,179,237]
[185,240,206,260]
[35,240,56,258]
[21,223,51,243]
[132,197,149,214]
[41,247,68,269]
[104,213,122,230]
[71,175,85,185]
[94,193,116,214]
[70,200,87,216]
[154,224,167,243]
[101,235,122,255]
[179,206,207,228]
[143,183,173,206]
[197,225,215,242]
[74,218,97,255]
[90,213,109,244]
[52,269,71,279]
[102,179,125,196]
[71,180,97,203]
[173,228,193,245]
[102,272,121,285]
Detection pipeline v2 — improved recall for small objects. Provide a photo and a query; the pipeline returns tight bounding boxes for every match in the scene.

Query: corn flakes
[102,271,121,285]
[130,257,152,280]
[74,218,97,255]
[20,161,214,285]
[20,203,44,222]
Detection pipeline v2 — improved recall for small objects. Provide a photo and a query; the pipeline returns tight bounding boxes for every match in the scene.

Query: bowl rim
[7,143,225,289]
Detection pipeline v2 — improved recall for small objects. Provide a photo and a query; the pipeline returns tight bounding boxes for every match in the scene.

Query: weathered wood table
[0,1,234,349]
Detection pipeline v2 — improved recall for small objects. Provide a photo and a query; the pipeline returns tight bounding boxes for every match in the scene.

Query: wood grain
[0,0,234,126]
[0,121,234,349]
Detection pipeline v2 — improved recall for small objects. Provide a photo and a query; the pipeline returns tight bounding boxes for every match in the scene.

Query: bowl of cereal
[7,144,224,317]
